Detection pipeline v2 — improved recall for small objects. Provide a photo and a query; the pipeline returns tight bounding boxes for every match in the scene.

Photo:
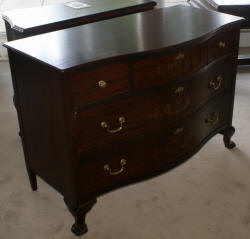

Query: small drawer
[75,57,232,152]
[208,28,235,63]
[133,43,207,90]
[76,93,230,200]
[70,63,130,107]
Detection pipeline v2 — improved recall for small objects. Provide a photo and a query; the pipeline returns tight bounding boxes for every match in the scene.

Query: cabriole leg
[221,126,236,149]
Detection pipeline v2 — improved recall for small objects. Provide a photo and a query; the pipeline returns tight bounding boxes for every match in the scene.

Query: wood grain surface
[4,6,244,71]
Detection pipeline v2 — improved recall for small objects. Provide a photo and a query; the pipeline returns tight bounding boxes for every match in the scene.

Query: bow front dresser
[4,5,244,236]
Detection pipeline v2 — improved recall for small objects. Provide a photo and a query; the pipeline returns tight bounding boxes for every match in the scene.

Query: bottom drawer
[77,93,230,201]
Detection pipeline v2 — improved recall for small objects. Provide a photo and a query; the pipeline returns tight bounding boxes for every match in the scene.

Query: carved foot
[64,198,97,236]
[221,126,236,149]
[71,222,88,236]
[27,168,37,191]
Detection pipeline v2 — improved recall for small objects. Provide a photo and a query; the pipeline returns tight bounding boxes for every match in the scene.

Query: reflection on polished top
[4,5,243,71]
[2,0,156,31]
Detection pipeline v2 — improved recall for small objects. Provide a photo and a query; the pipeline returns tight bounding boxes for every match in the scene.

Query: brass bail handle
[175,86,184,95]
[98,80,107,88]
[209,75,222,90]
[219,41,226,48]
[175,53,185,61]
[104,159,127,176]
[101,116,126,133]
[174,128,183,135]
[205,112,219,126]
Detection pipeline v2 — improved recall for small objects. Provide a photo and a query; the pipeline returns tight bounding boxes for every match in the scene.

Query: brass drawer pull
[101,116,126,133]
[175,53,185,61]
[209,76,222,90]
[219,41,226,48]
[104,159,127,176]
[174,128,183,135]
[205,112,219,125]
[175,86,184,94]
[98,80,107,88]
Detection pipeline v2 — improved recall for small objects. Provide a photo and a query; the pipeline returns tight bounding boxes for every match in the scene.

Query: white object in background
[239,30,250,47]
[0,33,7,60]
[64,1,91,9]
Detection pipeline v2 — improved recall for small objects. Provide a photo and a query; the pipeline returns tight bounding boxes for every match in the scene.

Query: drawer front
[75,57,232,152]
[133,43,207,90]
[208,28,235,63]
[77,93,230,200]
[70,63,130,107]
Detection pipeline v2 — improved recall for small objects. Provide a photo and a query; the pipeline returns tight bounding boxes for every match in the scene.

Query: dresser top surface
[2,0,156,32]
[4,5,243,72]
[205,0,250,7]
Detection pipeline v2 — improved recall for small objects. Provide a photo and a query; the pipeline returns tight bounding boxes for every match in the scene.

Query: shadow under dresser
[4,5,244,237]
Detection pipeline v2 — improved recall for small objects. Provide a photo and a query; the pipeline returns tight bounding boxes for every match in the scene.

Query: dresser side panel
[9,52,75,200]
[228,25,241,125]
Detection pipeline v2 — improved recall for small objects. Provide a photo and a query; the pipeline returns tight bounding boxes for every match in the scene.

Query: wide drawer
[133,43,207,90]
[70,63,130,107]
[77,93,230,200]
[208,28,235,63]
[75,57,233,152]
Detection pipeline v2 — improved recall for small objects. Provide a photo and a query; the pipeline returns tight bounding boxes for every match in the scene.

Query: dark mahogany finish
[3,0,156,40]
[4,0,156,171]
[75,57,233,152]
[70,63,130,107]
[203,0,250,28]
[4,6,244,71]
[65,198,97,236]
[77,93,231,201]
[189,0,250,65]
[4,6,244,236]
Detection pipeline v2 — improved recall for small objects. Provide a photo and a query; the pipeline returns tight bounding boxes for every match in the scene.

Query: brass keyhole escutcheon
[98,80,107,88]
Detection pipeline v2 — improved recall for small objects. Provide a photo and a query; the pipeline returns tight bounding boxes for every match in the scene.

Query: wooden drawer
[208,28,235,63]
[75,57,232,152]
[77,93,230,200]
[70,63,130,107]
[133,43,207,90]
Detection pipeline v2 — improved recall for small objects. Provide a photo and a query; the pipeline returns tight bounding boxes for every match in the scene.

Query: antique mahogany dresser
[2,0,156,41]
[4,5,244,236]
